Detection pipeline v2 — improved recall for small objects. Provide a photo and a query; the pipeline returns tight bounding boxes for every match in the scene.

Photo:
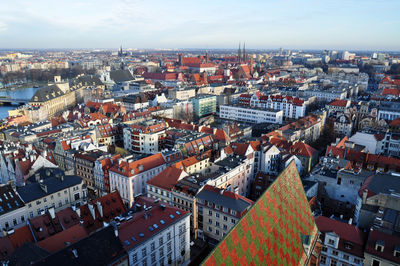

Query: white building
[109,154,166,207]
[123,121,168,154]
[238,93,307,119]
[0,184,27,231]
[316,216,364,266]
[118,199,191,266]
[219,105,283,124]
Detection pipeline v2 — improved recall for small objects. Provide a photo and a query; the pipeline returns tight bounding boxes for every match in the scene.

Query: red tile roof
[110,153,166,177]
[36,224,88,253]
[290,142,317,158]
[8,225,34,250]
[365,230,400,265]
[147,166,186,191]
[316,216,365,257]
[79,191,127,233]
[118,200,189,250]
[328,99,348,107]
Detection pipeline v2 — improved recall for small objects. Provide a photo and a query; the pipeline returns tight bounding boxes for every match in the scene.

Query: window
[208,219,212,224]
[216,221,220,227]
[331,250,338,256]
[132,253,138,263]
[167,232,171,241]
[151,253,156,264]
[231,219,236,224]
[13,219,17,226]
[320,255,326,264]
[151,242,155,251]
[216,229,220,235]
[342,254,349,260]
[209,210,212,215]
[21,216,25,222]
[159,247,164,258]
[167,242,171,252]
[223,216,228,221]
[29,211,33,218]
[215,213,220,218]
[353,258,361,264]
[372,259,380,266]
[208,227,212,232]
[322,247,327,252]
[337,178,341,185]
[142,248,147,257]
[223,224,227,230]
[330,259,337,266]
[159,237,163,246]
[328,239,335,245]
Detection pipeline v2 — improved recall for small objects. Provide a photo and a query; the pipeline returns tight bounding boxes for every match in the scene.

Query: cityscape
[1,1,400,266]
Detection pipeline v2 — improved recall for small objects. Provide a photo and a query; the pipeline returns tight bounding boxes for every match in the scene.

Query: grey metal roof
[368,173,400,195]
[17,174,82,203]
[30,85,65,102]
[196,188,252,213]
[110,70,134,83]
[0,184,25,215]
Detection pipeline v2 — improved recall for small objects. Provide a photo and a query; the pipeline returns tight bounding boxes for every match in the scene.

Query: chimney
[35,173,41,182]
[72,249,78,258]
[88,203,96,220]
[348,218,353,225]
[39,181,48,193]
[96,201,103,217]
[48,207,56,219]
[75,208,81,217]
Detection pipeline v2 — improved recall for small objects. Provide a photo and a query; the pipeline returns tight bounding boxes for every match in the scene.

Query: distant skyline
[0,0,399,51]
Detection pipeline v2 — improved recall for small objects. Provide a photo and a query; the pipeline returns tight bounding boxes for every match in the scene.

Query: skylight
[139,233,145,237]
[160,220,165,224]
[124,240,130,246]
[153,224,158,229]
[176,211,181,215]
[169,214,175,219]
[131,236,136,242]
[148,226,154,232]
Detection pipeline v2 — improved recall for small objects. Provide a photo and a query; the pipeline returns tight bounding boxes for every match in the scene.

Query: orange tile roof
[111,153,166,177]
[36,224,88,253]
[290,142,317,157]
[147,166,186,191]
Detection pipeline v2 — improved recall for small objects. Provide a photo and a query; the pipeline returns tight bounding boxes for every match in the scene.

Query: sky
[0,0,399,51]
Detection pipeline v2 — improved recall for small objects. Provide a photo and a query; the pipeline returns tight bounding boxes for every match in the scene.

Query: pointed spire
[243,42,246,63]
[238,42,241,63]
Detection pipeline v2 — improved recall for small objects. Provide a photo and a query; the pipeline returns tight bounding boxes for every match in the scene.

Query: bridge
[0,96,30,105]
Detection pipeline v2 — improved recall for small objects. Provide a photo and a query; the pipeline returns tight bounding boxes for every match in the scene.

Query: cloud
[0,21,6,32]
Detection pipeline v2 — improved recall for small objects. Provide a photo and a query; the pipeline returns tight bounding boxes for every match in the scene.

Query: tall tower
[238,43,241,63]
[243,42,246,63]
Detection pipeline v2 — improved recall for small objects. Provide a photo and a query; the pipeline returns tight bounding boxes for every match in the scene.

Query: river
[0,87,38,119]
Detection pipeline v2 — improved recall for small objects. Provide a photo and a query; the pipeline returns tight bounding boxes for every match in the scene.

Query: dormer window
[344,242,353,250]
[375,240,385,252]
[394,245,400,257]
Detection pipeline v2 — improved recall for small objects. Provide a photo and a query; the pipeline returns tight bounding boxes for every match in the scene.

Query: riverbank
[0,87,39,119]
[0,81,47,91]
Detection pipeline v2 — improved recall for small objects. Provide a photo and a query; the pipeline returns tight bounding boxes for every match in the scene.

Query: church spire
[238,42,241,63]
[243,42,246,63]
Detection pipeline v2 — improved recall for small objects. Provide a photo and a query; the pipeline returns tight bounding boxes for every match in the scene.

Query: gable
[202,161,318,265]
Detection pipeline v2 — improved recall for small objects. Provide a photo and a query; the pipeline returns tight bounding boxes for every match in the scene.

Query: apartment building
[123,120,168,154]
[219,105,283,124]
[196,185,253,241]
[16,168,86,219]
[316,216,365,266]
[0,184,27,231]
[238,93,307,119]
[109,154,166,207]
[118,199,191,266]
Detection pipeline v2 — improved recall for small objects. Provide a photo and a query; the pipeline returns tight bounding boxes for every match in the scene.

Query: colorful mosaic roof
[202,161,318,266]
